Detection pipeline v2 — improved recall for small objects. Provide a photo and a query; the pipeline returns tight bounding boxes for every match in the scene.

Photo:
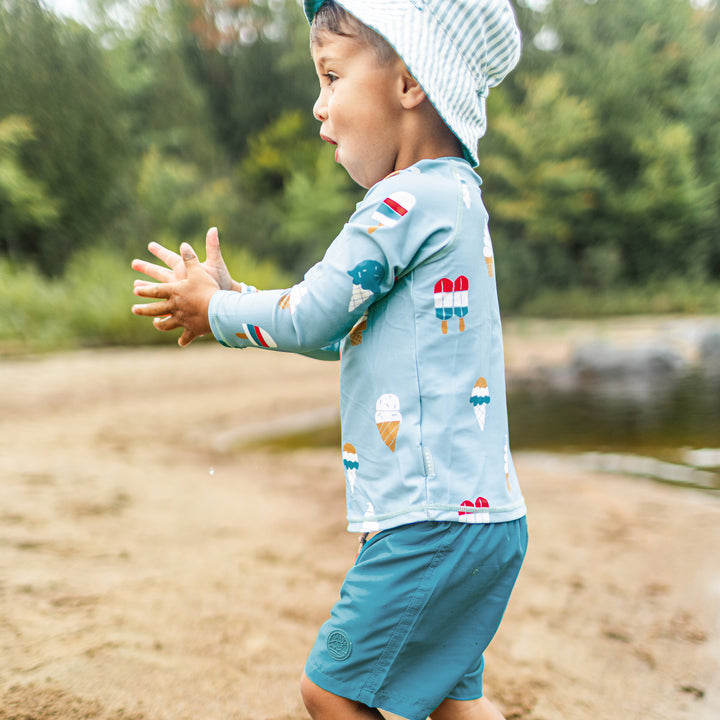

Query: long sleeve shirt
[209,157,526,532]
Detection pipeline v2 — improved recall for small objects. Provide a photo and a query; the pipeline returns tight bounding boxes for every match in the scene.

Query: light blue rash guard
[209,157,526,532]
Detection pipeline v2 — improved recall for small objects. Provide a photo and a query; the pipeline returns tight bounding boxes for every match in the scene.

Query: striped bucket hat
[304,0,521,166]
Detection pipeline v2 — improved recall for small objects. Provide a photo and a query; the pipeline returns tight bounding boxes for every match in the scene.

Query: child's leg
[301,673,385,719]
[430,696,505,720]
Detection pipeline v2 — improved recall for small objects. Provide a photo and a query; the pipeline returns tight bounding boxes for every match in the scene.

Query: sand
[1,321,718,719]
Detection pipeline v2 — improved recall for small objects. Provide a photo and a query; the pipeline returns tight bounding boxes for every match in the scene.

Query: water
[252,369,720,492]
[509,370,720,452]
[507,369,720,491]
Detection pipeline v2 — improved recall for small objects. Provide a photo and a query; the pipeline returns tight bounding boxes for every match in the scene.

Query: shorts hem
[446,691,484,702]
[304,663,431,720]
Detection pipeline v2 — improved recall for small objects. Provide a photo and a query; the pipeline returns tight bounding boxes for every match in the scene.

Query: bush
[0,243,292,354]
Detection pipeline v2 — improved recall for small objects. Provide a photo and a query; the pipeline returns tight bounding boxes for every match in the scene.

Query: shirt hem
[346,501,527,533]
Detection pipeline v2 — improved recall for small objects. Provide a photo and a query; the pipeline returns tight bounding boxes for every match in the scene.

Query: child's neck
[395,96,465,171]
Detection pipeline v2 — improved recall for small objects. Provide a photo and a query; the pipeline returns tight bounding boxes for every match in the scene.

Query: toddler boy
[132,2,527,718]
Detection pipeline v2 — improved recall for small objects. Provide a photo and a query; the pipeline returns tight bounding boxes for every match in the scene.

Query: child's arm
[132,243,220,347]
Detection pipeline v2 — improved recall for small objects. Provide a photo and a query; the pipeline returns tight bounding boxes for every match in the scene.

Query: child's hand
[131,227,236,291]
[132,243,219,347]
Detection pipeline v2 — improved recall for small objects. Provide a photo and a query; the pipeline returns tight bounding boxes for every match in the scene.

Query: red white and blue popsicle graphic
[434,276,469,334]
[369,191,416,233]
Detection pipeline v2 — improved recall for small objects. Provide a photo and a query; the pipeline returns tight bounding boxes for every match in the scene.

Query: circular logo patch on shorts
[327,629,352,661]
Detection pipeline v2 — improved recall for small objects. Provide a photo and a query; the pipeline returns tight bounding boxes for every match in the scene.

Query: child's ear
[398,68,426,110]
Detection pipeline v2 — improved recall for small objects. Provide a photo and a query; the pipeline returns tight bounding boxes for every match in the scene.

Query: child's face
[312,32,405,189]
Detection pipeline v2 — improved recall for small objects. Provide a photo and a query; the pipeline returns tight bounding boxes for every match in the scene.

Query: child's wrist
[232,280,258,294]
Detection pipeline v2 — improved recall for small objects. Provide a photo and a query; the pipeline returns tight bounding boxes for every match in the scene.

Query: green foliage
[0,115,59,259]
[0,0,128,273]
[482,73,606,303]
[0,243,291,354]
[236,111,361,272]
[180,0,319,162]
[134,146,237,250]
[485,0,720,308]
[1,0,719,355]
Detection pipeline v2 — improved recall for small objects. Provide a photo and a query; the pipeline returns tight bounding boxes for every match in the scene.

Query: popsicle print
[458,496,490,524]
[235,324,276,348]
[368,191,416,234]
[434,276,470,334]
[454,275,469,332]
[434,278,453,334]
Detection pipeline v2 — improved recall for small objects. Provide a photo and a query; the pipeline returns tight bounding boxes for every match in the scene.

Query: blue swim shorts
[304,517,527,720]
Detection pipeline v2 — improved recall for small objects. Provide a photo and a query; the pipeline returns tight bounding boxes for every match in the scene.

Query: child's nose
[313,91,328,122]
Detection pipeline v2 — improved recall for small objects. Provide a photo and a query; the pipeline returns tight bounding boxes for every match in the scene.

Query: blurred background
[1,0,719,483]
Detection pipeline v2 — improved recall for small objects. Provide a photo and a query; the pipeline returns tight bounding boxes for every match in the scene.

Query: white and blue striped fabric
[304,0,522,166]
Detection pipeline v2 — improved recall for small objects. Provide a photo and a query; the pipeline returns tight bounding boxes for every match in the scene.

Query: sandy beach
[1,318,719,719]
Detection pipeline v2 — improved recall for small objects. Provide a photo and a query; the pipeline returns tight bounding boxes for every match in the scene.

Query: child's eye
[325,72,339,85]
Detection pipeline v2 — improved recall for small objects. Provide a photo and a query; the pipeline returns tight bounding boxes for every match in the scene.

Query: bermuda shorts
[304,517,528,720]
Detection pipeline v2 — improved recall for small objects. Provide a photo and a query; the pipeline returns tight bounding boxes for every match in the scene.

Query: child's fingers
[153,315,183,332]
[178,328,198,347]
[132,280,172,300]
[205,227,221,258]
[180,242,201,267]
[148,242,183,269]
[131,258,176,282]
[131,299,171,317]
[133,280,154,290]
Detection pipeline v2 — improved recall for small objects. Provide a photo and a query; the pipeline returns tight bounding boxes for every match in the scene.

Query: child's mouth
[321,135,339,163]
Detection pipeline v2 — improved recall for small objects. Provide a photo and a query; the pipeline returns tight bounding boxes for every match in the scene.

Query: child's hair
[310,0,398,66]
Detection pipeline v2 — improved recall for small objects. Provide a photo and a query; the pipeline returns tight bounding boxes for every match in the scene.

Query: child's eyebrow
[314,53,343,70]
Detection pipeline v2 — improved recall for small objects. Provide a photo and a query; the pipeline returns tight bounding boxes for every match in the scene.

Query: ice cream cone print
[347,260,384,312]
[434,278,453,334]
[279,284,307,313]
[348,313,368,346]
[483,227,494,278]
[460,179,471,208]
[453,275,469,332]
[348,284,373,311]
[375,393,401,452]
[342,443,359,493]
[469,377,490,430]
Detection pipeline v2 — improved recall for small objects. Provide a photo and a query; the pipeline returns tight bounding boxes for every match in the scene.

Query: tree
[0,116,58,261]
[181,0,319,162]
[541,0,719,282]
[482,0,719,305]
[0,0,128,272]
[235,110,360,273]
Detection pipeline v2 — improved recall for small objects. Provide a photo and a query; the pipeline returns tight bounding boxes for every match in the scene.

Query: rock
[570,344,687,383]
